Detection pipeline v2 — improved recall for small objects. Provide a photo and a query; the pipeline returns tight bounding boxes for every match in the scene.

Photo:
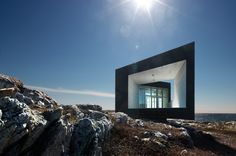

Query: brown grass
[102,114,236,156]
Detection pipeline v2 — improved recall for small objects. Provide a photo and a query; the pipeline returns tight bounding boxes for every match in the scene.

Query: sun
[135,0,153,11]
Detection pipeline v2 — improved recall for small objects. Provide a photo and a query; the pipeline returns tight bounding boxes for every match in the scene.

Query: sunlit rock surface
[0,74,112,156]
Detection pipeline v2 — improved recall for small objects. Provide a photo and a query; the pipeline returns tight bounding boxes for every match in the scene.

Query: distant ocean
[195,113,236,122]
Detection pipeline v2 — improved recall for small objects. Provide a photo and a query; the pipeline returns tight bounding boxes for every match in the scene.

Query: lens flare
[135,0,153,11]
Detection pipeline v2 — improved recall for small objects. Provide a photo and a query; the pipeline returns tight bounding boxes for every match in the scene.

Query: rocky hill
[0,74,235,156]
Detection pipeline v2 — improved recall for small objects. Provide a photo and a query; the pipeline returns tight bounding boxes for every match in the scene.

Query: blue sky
[0,0,236,113]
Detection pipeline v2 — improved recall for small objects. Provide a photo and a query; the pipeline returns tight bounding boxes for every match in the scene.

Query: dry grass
[102,124,171,156]
[102,114,236,156]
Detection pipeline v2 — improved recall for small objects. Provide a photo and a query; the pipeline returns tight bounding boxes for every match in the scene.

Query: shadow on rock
[169,120,236,156]
[188,129,236,156]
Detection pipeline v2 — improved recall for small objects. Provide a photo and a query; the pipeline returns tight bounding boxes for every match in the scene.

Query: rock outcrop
[0,97,47,155]
[0,74,112,156]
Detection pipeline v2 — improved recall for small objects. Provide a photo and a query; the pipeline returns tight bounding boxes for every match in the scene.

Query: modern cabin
[115,42,195,120]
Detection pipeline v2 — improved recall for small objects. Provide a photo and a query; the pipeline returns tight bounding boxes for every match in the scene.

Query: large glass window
[139,86,169,109]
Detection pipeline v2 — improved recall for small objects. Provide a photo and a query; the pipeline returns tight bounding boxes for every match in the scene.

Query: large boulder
[70,118,97,156]
[70,116,112,156]
[0,97,47,155]
[113,112,128,124]
[179,128,194,148]
[37,119,73,156]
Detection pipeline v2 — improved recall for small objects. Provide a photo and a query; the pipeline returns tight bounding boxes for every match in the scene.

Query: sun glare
[135,0,153,11]
[110,0,166,26]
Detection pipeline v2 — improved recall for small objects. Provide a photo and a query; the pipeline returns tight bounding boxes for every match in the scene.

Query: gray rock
[143,131,168,140]
[40,119,73,156]
[42,107,63,122]
[0,74,116,156]
[143,131,154,137]
[77,104,102,111]
[89,110,107,120]
[135,119,144,127]
[70,118,97,156]
[63,105,80,114]
[96,116,112,141]
[71,116,112,156]
[14,92,24,102]
[14,92,34,105]
[23,88,58,107]
[179,128,194,148]
[62,104,84,120]
[0,74,23,90]
[0,97,47,155]
[114,112,128,124]
[23,96,34,105]
[154,131,168,140]
[37,100,45,106]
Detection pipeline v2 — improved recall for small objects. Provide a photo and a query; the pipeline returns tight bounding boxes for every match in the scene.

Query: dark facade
[115,42,195,120]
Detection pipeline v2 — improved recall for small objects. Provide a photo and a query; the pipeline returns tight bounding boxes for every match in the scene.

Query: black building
[115,42,195,120]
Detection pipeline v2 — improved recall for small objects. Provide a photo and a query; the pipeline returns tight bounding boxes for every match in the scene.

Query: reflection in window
[145,88,151,96]
[158,98,162,108]
[139,86,170,109]
[139,88,145,108]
